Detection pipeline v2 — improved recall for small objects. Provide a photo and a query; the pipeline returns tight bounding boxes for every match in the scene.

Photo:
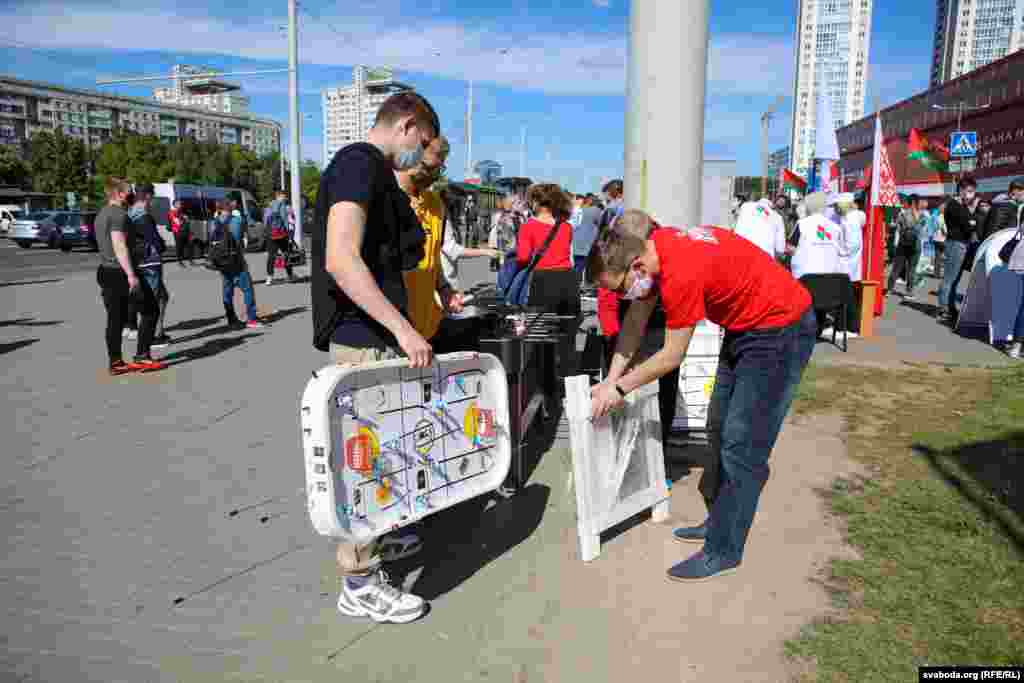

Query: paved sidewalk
[2,255,857,682]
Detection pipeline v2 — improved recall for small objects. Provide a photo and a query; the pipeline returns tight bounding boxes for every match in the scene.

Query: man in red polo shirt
[586,209,816,582]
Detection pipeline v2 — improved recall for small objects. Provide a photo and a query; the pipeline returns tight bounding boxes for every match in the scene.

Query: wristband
[614,383,627,398]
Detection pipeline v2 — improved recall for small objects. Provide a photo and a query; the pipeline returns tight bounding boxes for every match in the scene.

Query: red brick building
[837,50,1024,198]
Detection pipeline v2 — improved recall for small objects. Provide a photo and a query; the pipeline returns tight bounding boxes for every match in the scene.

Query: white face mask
[622,273,655,300]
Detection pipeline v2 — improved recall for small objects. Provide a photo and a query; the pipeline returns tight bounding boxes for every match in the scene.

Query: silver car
[9,211,74,249]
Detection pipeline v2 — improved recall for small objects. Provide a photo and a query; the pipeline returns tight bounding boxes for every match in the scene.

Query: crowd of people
[306,89,829,624]
[93,182,306,375]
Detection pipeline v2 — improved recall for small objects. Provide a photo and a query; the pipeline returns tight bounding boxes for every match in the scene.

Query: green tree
[299,160,320,208]
[0,145,30,187]
[27,130,90,206]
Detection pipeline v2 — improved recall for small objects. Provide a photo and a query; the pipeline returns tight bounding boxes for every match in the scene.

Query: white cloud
[592,0,612,7]
[4,2,794,100]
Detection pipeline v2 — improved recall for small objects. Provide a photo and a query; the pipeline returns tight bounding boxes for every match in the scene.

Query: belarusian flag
[780,168,807,194]
[907,128,949,173]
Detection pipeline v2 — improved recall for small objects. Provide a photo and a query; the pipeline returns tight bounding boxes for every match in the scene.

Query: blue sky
[3,0,935,190]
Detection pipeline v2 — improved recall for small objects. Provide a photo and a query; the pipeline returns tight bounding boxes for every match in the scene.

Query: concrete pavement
[0,251,960,682]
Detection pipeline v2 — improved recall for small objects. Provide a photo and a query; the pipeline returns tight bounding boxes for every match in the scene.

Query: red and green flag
[907,128,949,173]
[780,168,807,194]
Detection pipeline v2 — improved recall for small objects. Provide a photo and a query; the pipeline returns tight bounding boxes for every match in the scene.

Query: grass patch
[785,362,1024,681]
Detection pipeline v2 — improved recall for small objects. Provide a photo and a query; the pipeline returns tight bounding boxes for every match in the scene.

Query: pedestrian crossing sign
[950,131,978,158]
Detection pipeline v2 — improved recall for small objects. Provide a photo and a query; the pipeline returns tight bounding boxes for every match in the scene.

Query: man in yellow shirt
[399,135,498,350]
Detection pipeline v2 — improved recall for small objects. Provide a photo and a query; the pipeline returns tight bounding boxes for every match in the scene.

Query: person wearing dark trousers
[266,232,295,283]
[169,199,192,265]
[94,177,165,374]
[940,176,983,323]
[588,210,815,583]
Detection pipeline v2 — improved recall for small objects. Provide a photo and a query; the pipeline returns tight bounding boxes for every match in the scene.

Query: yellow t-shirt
[403,189,446,340]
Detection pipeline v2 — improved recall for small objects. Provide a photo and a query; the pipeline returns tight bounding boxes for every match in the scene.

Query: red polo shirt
[649,226,810,332]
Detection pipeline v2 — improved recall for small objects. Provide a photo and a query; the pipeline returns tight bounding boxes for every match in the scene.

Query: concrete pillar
[624,0,710,227]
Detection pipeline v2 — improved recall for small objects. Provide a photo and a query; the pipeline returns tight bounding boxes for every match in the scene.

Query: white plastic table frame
[564,375,670,562]
[300,352,512,544]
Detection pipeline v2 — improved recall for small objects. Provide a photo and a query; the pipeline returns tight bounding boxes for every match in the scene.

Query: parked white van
[0,205,25,234]
[144,184,268,254]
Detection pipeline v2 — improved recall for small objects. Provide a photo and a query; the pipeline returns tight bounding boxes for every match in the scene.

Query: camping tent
[955,227,1019,343]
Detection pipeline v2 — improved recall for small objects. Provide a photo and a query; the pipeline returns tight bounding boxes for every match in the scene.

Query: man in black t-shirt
[311,91,439,625]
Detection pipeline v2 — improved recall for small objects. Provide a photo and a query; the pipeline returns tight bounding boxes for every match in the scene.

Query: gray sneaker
[337,569,426,624]
[1008,342,1022,359]
[672,519,709,544]
[123,328,138,340]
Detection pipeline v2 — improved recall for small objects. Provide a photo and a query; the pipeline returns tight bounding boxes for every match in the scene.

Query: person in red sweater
[586,210,816,583]
[168,200,193,266]
[515,183,573,271]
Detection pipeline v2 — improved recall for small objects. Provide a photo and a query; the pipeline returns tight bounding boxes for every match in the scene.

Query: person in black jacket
[981,178,1024,241]
[938,176,983,323]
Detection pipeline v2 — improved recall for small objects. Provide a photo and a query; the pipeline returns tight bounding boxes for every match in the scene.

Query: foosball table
[447,282,581,493]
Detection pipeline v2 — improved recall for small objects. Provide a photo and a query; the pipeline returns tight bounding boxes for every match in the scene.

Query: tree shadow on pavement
[0,317,63,328]
[915,436,1024,553]
[400,483,551,601]
[0,278,63,288]
[259,305,308,324]
[164,315,224,333]
[0,339,39,356]
[160,333,263,367]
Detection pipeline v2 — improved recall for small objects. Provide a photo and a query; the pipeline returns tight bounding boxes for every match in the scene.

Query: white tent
[955,228,1019,342]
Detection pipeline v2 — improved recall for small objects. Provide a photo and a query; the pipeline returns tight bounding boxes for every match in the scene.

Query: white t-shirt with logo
[838,209,866,282]
[733,201,786,258]
[791,213,843,280]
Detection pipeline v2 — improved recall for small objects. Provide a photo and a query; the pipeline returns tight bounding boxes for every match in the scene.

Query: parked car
[0,205,24,234]
[9,211,83,249]
[56,211,98,251]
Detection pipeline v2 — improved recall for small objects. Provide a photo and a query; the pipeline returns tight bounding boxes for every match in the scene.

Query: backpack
[207,222,243,273]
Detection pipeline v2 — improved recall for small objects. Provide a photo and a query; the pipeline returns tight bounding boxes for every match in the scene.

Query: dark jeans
[698,307,816,565]
[141,268,169,336]
[97,265,158,363]
[604,333,680,447]
[496,250,518,296]
[174,228,191,262]
[888,243,921,295]
[933,242,945,280]
[266,236,294,278]
[573,254,587,274]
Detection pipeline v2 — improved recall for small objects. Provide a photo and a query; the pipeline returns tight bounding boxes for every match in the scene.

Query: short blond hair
[585,209,656,285]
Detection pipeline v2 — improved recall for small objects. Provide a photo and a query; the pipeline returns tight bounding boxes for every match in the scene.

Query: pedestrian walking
[265,190,296,285]
[489,191,522,293]
[572,194,603,275]
[211,200,263,330]
[312,90,441,625]
[587,210,815,582]
[931,199,947,280]
[169,199,193,266]
[939,177,983,323]
[129,183,172,348]
[888,194,929,300]
[95,177,165,374]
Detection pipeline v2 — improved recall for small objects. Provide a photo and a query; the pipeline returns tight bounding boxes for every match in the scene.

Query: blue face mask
[396,143,424,171]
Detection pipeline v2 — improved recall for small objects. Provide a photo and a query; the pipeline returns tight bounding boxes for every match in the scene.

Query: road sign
[948,158,976,174]
[950,131,978,158]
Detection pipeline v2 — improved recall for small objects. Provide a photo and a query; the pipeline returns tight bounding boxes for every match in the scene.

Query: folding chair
[799,273,853,352]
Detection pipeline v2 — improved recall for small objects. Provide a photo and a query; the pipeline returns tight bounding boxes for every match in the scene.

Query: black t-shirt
[311,143,425,352]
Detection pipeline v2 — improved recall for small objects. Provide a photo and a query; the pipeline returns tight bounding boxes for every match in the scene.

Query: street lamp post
[931,98,991,181]
[287,0,303,247]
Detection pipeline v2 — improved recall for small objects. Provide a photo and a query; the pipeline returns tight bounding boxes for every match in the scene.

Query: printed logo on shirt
[682,226,718,244]
[756,206,771,218]
[815,224,833,241]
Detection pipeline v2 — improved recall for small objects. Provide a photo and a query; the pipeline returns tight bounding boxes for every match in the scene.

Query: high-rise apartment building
[321,66,413,164]
[154,64,251,114]
[789,0,874,176]
[0,76,279,157]
[931,0,1024,85]
[768,146,792,178]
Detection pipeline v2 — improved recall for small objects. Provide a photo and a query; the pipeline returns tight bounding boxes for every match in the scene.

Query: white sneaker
[264,277,274,286]
[1008,342,1022,359]
[337,569,426,624]
[378,531,423,562]
[123,329,138,340]
[904,294,916,301]
[819,326,835,338]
